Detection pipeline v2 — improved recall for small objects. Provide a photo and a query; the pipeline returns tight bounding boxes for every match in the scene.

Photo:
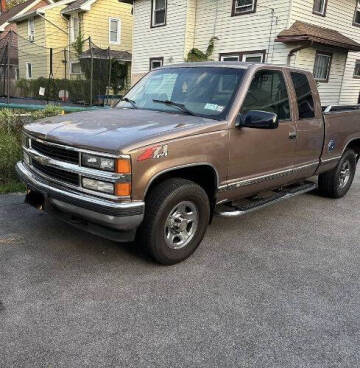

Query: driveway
[1,172,359,367]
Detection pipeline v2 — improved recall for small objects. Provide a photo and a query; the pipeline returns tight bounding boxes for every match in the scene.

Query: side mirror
[236,110,279,129]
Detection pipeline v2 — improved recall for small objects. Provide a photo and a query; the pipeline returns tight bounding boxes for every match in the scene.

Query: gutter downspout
[287,42,312,66]
[338,52,349,105]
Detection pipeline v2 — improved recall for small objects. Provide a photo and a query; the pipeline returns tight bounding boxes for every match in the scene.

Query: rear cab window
[290,72,315,119]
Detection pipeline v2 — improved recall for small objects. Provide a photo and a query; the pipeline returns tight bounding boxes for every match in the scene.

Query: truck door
[226,69,298,199]
[289,72,324,178]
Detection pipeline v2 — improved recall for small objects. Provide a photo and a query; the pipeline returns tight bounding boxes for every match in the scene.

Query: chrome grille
[23,133,131,200]
[32,160,79,186]
[31,140,79,164]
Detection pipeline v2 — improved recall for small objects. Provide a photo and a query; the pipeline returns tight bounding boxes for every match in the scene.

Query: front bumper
[16,161,145,242]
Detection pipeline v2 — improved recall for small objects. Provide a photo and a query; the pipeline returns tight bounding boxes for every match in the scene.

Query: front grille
[32,160,79,186]
[31,140,79,164]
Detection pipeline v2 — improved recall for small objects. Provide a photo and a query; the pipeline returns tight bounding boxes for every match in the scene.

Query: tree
[6,0,26,10]
[186,37,219,62]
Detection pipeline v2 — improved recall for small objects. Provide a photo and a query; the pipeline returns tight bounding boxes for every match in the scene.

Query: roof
[80,47,132,62]
[276,21,360,52]
[61,0,96,14]
[0,0,39,28]
[8,0,70,22]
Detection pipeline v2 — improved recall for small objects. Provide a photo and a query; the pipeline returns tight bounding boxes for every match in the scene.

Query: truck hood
[24,108,225,154]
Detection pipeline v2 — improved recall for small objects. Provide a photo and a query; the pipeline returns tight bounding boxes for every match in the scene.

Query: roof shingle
[0,0,38,27]
[61,0,89,14]
[276,21,360,52]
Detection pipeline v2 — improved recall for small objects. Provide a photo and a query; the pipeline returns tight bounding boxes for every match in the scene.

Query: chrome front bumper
[16,162,145,241]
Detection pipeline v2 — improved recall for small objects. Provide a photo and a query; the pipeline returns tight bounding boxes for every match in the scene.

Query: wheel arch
[144,163,220,217]
[344,138,360,161]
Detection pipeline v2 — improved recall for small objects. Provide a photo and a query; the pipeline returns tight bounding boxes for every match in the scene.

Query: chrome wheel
[339,160,351,189]
[164,201,199,250]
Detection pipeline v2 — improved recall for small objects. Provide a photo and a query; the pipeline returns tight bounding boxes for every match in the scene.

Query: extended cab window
[290,72,315,119]
[241,70,290,120]
[118,67,245,119]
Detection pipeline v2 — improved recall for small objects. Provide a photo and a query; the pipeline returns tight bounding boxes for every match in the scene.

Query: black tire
[137,178,210,265]
[318,149,357,198]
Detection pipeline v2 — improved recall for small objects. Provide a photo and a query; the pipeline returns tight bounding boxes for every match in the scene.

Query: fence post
[89,37,93,106]
[107,46,112,106]
[63,48,67,79]
[6,33,11,104]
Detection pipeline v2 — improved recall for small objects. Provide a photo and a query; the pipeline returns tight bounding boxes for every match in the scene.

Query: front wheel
[318,149,357,198]
[138,178,210,265]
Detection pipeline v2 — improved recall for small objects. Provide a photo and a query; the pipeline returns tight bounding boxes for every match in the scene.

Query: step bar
[215,182,317,218]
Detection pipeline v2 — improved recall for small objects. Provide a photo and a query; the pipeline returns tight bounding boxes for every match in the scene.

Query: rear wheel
[138,178,210,265]
[318,149,357,198]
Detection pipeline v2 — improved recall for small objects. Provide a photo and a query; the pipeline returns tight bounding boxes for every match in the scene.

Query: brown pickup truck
[16,62,360,264]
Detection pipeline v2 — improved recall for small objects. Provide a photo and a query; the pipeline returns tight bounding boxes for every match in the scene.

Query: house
[8,0,133,86]
[128,0,360,106]
[0,0,50,95]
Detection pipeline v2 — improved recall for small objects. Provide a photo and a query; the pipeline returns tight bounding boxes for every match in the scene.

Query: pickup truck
[16,62,360,265]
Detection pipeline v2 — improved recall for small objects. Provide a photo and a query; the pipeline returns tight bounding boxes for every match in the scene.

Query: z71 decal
[137,145,168,161]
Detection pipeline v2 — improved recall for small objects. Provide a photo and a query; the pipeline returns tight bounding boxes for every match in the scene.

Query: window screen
[234,0,255,14]
[241,70,290,120]
[313,53,332,81]
[290,72,315,119]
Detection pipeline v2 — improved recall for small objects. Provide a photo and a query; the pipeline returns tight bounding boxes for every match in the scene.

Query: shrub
[0,106,64,192]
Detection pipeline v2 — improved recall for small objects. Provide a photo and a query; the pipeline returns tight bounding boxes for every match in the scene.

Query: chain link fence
[0,30,131,107]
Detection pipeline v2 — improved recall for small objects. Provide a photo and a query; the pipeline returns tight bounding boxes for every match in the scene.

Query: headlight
[82,154,115,172]
[82,178,114,194]
[82,154,131,173]
[82,178,131,196]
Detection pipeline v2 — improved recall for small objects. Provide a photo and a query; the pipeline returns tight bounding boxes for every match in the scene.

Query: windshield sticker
[204,103,224,112]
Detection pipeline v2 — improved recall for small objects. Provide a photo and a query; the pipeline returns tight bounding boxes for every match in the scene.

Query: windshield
[117,67,246,120]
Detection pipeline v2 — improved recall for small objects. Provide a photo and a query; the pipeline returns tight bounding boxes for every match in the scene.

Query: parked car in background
[16,62,360,264]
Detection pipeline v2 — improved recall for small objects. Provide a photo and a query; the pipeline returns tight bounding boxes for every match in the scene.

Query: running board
[215,181,317,218]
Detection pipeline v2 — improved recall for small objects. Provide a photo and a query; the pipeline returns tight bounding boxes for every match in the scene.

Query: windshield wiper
[121,97,137,109]
[153,99,195,116]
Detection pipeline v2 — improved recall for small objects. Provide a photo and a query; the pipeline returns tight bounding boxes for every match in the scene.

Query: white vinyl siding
[132,0,360,105]
[193,0,290,66]
[289,0,360,105]
[109,18,121,44]
[132,0,188,75]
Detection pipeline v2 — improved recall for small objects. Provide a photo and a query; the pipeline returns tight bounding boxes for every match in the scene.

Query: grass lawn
[0,181,26,194]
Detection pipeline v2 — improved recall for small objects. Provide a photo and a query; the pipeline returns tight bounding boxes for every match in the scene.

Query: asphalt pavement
[1,172,359,367]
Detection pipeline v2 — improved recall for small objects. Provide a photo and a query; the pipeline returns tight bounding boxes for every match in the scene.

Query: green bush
[0,106,63,193]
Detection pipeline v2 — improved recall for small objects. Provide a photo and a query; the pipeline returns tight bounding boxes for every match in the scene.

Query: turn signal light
[116,159,131,174]
[115,183,131,196]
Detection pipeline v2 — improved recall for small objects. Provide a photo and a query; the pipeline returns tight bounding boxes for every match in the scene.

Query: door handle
[289,132,297,140]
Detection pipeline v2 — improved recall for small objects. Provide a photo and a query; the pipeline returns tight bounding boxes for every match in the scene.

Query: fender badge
[137,145,168,161]
[328,139,336,152]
